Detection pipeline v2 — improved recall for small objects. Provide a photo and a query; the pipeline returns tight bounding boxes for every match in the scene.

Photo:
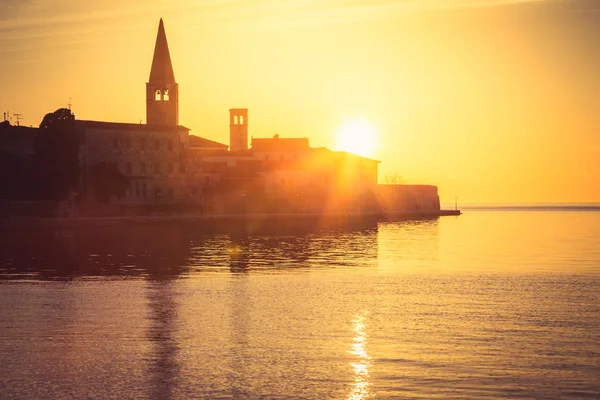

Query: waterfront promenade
[0,209,460,230]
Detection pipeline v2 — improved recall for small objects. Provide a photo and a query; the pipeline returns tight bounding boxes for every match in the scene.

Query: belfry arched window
[163,89,169,101]
[155,90,161,101]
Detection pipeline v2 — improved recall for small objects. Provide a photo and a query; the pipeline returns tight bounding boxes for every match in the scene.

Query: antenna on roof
[13,113,23,126]
[68,97,72,110]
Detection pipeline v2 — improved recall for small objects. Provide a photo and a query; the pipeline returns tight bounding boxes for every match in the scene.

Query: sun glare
[335,118,379,159]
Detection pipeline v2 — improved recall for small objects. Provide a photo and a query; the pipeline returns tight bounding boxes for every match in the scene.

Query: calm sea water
[1,209,599,399]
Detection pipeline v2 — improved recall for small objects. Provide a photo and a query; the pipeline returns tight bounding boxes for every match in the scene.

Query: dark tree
[33,108,80,200]
[39,108,75,129]
[88,162,129,203]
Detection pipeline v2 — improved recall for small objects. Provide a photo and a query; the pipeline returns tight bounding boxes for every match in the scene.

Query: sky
[1,0,599,203]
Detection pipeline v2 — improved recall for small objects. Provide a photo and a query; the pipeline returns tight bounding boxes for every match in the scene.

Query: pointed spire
[149,18,175,83]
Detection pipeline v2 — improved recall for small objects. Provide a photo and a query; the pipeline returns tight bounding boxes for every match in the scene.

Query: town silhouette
[1,3,599,399]
[0,19,452,225]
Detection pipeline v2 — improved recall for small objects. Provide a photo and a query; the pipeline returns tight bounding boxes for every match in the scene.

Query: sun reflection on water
[348,312,372,400]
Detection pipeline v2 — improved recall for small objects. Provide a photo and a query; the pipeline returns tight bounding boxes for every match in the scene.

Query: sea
[1,206,599,399]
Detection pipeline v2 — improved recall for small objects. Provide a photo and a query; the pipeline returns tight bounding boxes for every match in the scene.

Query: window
[168,140,173,151]
[154,163,160,174]
[141,162,147,174]
[126,162,132,174]
[155,139,160,150]
[140,138,146,150]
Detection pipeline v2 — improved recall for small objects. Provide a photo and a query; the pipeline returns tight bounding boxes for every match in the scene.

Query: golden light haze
[1,0,599,203]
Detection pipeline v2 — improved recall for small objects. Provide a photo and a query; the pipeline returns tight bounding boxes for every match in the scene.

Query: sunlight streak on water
[348,312,372,400]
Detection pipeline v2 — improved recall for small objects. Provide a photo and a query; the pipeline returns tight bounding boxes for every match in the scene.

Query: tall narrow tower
[147,19,178,126]
[229,109,248,152]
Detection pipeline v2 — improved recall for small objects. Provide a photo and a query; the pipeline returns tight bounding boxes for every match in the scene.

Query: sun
[335,118,379,158]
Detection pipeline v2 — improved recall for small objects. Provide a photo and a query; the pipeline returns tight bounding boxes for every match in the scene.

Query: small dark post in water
[455,197,458,211]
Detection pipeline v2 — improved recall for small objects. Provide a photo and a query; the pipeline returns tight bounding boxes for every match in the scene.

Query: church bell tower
[147,19,178,126]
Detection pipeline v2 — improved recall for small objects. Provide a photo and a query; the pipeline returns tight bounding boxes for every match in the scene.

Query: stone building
[249,137,380,212]
[0,121,38,158]
[78,121,189,204]
[195,120,381,214]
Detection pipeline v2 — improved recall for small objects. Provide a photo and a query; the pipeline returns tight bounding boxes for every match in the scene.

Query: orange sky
[1,0,599,203]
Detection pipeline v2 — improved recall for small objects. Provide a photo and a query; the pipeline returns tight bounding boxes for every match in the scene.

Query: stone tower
[229,109,248,152]
[147,19,178,126]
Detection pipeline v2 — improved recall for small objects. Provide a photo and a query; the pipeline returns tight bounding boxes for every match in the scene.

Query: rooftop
[189,135,228,149]
[76,120,189,132]
[252,137,310,152]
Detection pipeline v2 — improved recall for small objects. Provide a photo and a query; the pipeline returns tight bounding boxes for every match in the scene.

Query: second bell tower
[229,109,248,152]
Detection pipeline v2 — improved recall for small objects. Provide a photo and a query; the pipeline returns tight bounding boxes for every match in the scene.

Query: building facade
[191,132,381,214]
[79,121,189,205]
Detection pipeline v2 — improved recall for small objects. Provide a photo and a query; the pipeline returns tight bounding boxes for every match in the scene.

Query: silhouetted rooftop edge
[311,147,381,163]
[76,120,189,132]
[189,135,228,149]
[0,121,39,135]
[251,137,309,152]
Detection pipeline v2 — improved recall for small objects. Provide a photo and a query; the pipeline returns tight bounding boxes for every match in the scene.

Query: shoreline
[0,209,461,230]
